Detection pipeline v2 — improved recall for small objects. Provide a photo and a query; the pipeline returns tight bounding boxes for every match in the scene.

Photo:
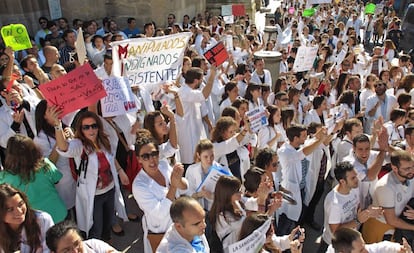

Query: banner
[111,32,192,87]
[39,64,107,116]
[365,3,376,14]
[100,76,138,117]
[293,46,318,72]
[1,24,32,51]
[203,41,229,67]
[227,218,271,253]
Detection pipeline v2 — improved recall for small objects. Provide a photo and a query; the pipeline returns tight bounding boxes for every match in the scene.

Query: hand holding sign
[1,24,32,51]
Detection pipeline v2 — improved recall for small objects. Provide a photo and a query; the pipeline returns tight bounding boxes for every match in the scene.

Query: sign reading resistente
[39,64,107,116]
[111,32,192,87]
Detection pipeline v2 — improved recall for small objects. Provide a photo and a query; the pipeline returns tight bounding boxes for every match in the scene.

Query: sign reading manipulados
[1,24,32,51]
[111,32,192,87]
[39,64,107,116]
[100,77,138,117]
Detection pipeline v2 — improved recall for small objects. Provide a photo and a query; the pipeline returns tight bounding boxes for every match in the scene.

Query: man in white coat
[177,66,216,168]
[157,196,209,253]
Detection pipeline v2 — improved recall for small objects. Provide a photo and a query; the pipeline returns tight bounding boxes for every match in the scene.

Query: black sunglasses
[140,150,160,161]
[82,123,98,130]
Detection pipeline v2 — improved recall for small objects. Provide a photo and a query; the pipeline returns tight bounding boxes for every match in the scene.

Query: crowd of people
[0,0,414,252]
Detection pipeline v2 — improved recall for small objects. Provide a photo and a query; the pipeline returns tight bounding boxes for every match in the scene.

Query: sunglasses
[272,162,279,167]
[81,123,98,130]
[374,83,384,88]
[140,150,159,161]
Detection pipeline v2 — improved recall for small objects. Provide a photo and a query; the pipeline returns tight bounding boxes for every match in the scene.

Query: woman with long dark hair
[0,135,67,223]
[34,100,76,215]
[54,111,127,240]
[0,183,54,252]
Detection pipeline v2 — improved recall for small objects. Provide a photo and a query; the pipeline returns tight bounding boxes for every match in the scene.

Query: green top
[0,158,67,223]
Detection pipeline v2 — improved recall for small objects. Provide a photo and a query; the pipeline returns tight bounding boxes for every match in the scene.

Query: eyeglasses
[81,123,98,130]
[140,150,159,161]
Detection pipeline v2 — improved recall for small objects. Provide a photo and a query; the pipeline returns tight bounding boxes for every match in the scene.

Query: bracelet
[54,122,63,131]
[174,93,179,99]
[355,218,362,227]
[116,167,122,172]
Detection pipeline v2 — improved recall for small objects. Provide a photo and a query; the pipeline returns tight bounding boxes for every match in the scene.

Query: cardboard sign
[232,4,246,16]
[75,28,87,65]
[222,5,232,16]
[203,41,229,67]
[100,76,138,117]
[365,3,376,14]
[293,46,318,72]
[227,218,271,253]
[246,106,268,133]
[1,24,32,51]
[39,64,107,116]
[303,8,316,17]
[111,32,192,87]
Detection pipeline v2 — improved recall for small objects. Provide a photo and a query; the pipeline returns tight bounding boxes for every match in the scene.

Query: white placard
[293,46,318,72]
[75,28,87,65]
[99,76,138,117]
[48,0,62,20]
[196,164,231,193]
[246,106,268,133]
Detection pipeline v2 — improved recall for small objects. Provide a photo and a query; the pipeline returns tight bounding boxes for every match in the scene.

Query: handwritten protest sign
[246,106,268,133]
[111,32,192,87]
[39,64,107,116]
[196,164,232,193]
[203,41,229,67]
[100,76,138,117]
[293,46,318,72]
[1,24,32,51]
[227,218,271,253]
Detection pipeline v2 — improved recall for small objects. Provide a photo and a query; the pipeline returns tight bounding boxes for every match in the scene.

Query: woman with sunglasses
[0,183,54,253]
[54,111,127,241]
[132,131,188,250]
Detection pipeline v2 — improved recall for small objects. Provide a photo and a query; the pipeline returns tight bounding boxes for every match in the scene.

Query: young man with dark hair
[328,227,411,253]
[362,150,414,245]
[123,17,141,38]
[157,196,209,253]
[59,30,77,72]
[277,124,327,236]
[343,132,388,210]
[318,162,382,253]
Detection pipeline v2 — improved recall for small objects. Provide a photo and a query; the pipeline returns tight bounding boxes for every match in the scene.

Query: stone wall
[0,0,206,37]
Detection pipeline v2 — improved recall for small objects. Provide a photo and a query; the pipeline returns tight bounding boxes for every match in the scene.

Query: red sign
[232,4,246,16]
[203,42,229,67]
[39,64,107,116]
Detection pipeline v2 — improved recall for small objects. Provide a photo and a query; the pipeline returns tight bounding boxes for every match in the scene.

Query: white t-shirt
[322,187,360,244]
